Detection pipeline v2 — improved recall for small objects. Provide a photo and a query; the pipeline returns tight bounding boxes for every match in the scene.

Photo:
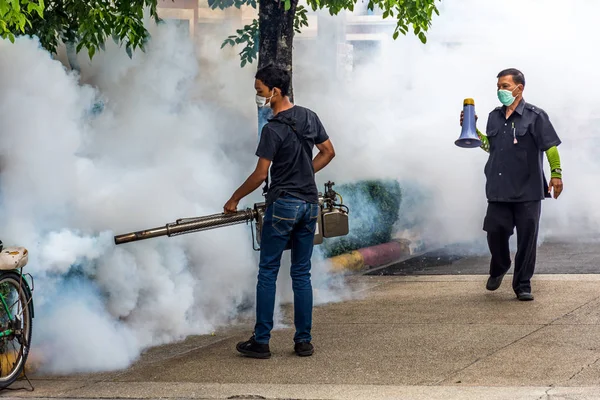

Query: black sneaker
[516,292,534,301]
[236,336,271,359]
[294,342,314,357]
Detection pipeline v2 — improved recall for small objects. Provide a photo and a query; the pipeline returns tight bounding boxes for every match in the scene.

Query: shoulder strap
[270,116,306,148]
[261,116,311,197]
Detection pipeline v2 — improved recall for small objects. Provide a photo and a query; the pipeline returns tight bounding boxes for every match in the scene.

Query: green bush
[321,179,402,258]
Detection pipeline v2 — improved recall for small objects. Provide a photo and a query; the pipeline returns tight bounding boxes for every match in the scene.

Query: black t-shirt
[256,105,329,205]
[484,100,561,202]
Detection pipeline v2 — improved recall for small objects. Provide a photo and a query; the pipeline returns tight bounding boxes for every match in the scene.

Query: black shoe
[236,336,271,359]
[486,273,506,291]
[294,342,314,357]
[517,292,534,301]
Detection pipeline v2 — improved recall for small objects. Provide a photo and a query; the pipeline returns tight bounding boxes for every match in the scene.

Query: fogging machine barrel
[113,181,350,248]
[114,209,257,245]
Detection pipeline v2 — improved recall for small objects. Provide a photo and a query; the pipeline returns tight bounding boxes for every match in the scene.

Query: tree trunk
[256,0,298,139]
[65,41,81,73]
[257,0,298,102]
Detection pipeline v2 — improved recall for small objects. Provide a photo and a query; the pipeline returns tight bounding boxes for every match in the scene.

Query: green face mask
[497,87,518,106]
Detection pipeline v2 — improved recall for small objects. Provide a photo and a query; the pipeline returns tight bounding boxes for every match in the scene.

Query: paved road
[368,236,600,276]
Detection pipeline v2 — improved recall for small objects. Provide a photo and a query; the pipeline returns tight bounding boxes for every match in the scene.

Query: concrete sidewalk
[5,273,600,399]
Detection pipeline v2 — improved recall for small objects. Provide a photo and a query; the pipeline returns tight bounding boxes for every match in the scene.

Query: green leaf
[0,2,8,18]
[17,13,26,31]
[220,17,258,68]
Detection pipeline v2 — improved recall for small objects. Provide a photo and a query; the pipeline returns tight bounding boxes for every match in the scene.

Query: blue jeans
[254,195,319,344]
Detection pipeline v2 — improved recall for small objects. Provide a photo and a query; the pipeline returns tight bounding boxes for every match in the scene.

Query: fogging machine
[113,181,349,250]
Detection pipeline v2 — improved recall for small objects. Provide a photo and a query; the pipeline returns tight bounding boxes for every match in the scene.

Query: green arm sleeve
[545,146,562,178]
[476,128,490,153]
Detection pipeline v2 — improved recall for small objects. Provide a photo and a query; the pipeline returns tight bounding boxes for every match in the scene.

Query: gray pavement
[3,240,600,399]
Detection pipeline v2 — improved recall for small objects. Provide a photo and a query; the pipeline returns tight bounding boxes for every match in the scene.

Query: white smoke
[0,0,598,374]
[296,0,600,251]
[0,21,350,374]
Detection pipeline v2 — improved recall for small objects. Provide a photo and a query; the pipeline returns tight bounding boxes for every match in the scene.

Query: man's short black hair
[497,68,525,87]
[255,65,291,97]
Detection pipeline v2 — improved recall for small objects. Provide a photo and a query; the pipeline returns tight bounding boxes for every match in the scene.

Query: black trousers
[483,201,541,294]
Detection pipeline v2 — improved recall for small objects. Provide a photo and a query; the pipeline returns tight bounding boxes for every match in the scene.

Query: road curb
[329,238,412,273]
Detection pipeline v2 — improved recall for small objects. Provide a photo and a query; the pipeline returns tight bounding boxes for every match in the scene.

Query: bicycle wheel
[0,271,32,388]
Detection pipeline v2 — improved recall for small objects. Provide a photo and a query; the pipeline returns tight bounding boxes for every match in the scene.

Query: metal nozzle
[114,227,169,245]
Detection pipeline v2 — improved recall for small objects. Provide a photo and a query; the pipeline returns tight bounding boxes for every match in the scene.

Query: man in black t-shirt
[223,65,335,359]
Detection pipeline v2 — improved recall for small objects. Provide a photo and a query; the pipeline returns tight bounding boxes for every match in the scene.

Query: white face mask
[255,90,275,108]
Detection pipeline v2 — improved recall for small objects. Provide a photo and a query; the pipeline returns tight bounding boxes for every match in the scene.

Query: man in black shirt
[461,68,564,301]
[223,65,335,358]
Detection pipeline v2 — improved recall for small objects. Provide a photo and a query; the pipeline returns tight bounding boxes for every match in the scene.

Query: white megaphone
[455,98,482,148]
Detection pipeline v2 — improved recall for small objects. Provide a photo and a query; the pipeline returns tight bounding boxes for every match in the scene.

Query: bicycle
[0,240,34,389]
